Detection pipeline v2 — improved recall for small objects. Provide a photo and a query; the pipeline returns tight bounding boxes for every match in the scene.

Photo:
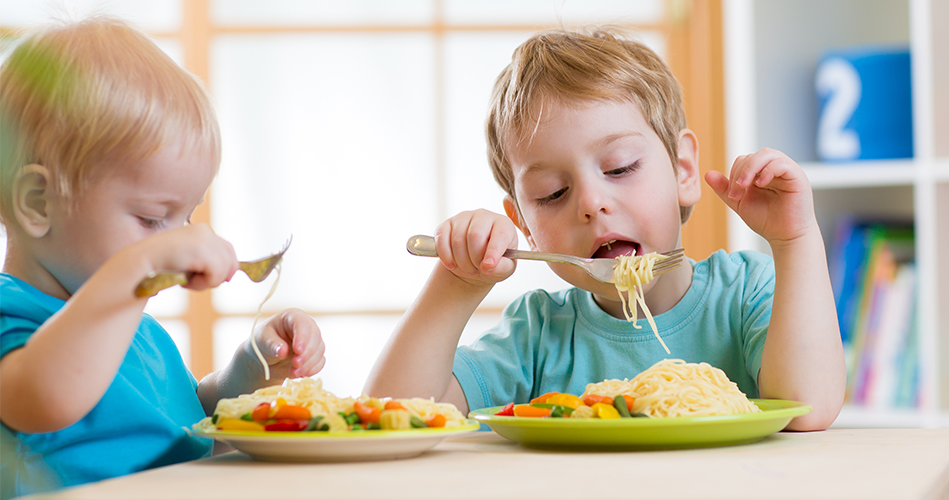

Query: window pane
[212,0,434,27]
[0,0,181,32]
[214,314,399,398]
[210,33,438,313]
[444,0,663,25]
[158,319,190,369]
[143,288,188,318]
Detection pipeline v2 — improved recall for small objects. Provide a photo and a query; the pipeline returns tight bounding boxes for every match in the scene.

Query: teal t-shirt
[0,274,212,499]
[453,250,774,410]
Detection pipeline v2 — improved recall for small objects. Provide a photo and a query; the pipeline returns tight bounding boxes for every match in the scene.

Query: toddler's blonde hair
[0,16,221,225]
[486,26,692,222]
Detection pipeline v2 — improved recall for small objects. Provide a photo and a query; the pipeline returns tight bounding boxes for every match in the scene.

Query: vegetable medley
[494,392,648,419]
[194,378,467,434]
[212,396,457,433]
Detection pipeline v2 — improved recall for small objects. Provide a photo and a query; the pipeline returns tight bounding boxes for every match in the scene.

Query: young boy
[0,18,326,497]
[365,27,846,431]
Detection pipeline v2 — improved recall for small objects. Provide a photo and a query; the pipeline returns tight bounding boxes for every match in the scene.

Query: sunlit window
[1,0,667,398]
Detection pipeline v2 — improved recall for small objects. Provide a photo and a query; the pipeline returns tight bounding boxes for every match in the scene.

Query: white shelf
[801,160,917,189]
[935,159,949,182]
[725,0,947,426]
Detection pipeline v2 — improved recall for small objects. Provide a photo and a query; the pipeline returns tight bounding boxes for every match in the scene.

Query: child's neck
[2,239,72,300]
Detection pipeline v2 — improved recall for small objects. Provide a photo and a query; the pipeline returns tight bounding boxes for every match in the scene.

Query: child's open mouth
[592,240,641,260]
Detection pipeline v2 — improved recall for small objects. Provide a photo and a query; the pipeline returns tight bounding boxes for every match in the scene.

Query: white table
[31,429,949,500]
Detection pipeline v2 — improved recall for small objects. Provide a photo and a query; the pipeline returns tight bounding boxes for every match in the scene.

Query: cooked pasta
[613,252,669,354]
[581,359,760,418]
[193,377,468,433]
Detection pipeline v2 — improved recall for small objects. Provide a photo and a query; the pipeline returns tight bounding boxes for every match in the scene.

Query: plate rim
[468,398,811,428]
[192,419,481,442]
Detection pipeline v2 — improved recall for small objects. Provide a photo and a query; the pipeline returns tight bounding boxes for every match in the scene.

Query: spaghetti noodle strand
[613,252,669,354]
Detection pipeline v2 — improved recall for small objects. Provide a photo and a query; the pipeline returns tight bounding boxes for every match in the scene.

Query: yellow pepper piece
[547,393,583,409]
[270,397,288,414]
[379,409,412,430]
[217,418,266,432]
[591,402,621,419]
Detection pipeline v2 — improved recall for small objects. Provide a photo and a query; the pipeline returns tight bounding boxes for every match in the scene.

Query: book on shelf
[829,216,917,409]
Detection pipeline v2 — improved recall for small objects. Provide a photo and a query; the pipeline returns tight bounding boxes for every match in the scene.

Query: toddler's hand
[433,209,518,286]
[705,148,819,246]
[249,308,326,379]
[136,223,240,291]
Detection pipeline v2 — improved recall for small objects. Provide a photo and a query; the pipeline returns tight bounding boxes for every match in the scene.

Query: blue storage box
[815,46,913,161]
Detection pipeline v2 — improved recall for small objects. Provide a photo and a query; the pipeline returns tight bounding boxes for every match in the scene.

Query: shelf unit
[723,0,948,427]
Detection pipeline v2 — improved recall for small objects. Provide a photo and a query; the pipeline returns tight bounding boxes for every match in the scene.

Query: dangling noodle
[582,359,760,418]
[250,263,281,380]
[613,252,669,354]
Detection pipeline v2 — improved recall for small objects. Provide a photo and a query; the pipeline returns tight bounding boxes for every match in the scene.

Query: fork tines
[653,249,684,277]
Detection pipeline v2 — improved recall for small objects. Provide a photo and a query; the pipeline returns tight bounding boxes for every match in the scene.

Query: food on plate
[494,359,760,419]
[583,359,761,417]
[612,252,670,354]
[193,378,467,433]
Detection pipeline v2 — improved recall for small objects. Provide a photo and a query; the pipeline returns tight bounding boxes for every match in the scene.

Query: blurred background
[2,0,947,428]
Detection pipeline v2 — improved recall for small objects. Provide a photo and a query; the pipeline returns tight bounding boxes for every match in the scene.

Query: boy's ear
[502,195,536,250]
[13,164,52,238]
[675,129,702,208]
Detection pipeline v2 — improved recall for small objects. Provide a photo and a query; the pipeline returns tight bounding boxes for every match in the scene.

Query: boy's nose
[575,181,611,221]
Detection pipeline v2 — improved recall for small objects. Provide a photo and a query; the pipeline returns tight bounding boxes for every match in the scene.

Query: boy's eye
[537,187,567,206]
[137,217,164,229]
[606,159,642,176]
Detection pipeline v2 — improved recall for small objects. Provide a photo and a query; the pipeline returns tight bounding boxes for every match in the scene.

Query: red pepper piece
[495,402,515,416]
[264,419,309,432]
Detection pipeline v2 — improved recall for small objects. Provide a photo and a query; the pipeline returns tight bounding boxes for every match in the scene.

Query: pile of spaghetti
[582,359,760,418]
[193,378,468,433]
[613,252,670,354]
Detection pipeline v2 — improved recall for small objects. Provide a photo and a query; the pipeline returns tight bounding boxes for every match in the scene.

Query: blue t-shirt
[0,274,212,499]
[453,250,774,411]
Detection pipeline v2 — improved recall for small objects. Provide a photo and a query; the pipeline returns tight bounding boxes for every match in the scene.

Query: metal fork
[134,237,292,298]
[406,235,683,284]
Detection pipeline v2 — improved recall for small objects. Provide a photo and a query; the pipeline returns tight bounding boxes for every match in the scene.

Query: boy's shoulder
[699,249,774,272]
[695,249,776,291]
[0,274,63,320]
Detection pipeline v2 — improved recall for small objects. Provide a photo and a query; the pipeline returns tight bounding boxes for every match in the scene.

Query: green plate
[469,399,811,451]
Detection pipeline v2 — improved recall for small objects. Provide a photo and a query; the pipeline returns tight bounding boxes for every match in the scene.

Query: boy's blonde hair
[486,26,692,222]
[0,16,221,225]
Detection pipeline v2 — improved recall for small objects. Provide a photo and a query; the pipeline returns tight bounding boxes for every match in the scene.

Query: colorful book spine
[830,217,917,408]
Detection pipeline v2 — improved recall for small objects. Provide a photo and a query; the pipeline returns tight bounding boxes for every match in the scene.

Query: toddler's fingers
[293,341,326,375]
[295,355,326,378]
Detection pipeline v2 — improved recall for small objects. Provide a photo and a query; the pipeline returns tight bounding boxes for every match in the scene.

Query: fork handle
[134,272,189,298]
[134,262,261,298]
[406,235,579,265]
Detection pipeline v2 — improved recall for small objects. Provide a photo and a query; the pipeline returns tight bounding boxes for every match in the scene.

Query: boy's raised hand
[135,223,240,291]
[705,148,819,246]
[433,209,519,286]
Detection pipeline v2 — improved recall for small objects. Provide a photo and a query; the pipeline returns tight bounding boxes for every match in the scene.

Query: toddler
[0,17,325,498]
[366,27,845,431]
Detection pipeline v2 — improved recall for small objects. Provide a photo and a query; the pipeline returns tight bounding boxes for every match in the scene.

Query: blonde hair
[485,26,692,223]
[0,16,221,225]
